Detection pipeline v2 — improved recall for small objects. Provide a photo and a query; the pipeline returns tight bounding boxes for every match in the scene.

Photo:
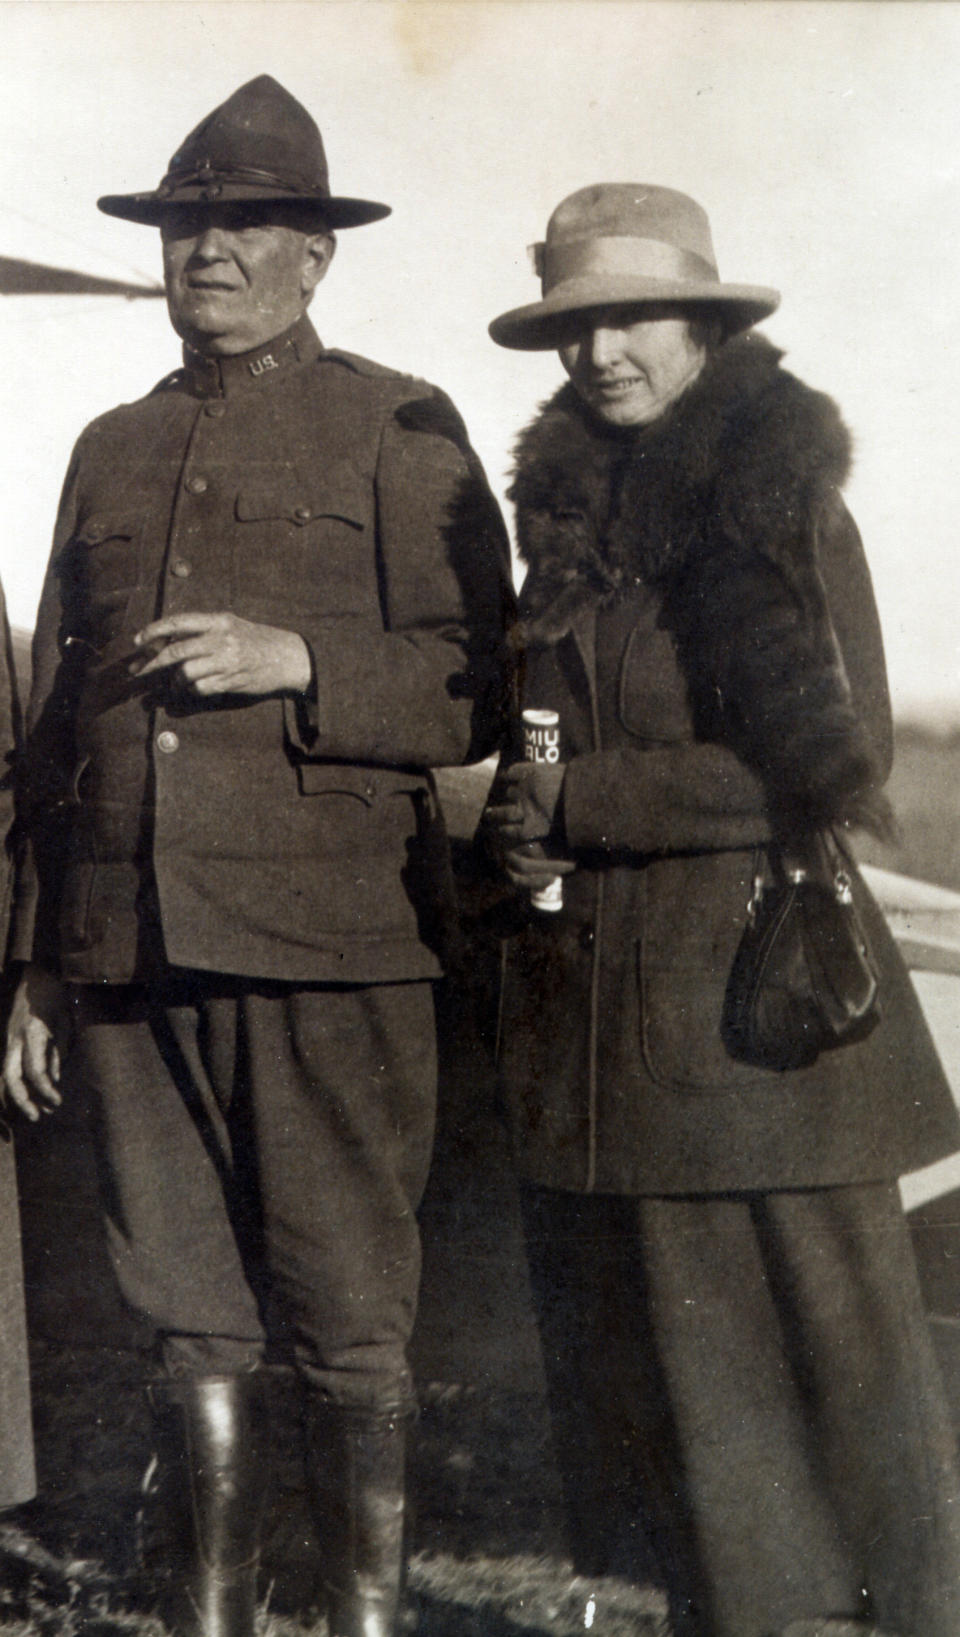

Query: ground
[4,724,960,1634]
[0,1347,671,1637]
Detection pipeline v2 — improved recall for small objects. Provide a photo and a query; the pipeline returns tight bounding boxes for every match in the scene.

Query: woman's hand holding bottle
[484,756,575,910]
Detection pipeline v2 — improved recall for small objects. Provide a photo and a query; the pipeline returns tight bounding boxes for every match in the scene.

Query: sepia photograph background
[2,5,960,1633]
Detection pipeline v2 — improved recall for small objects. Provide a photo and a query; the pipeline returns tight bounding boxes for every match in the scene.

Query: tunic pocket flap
[236,463,366,529]
[72,517,139,548]
[296,761,378,802]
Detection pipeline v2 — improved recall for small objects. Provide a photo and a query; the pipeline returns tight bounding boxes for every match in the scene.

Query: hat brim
[488,274,780,350]
[97,188,391,229]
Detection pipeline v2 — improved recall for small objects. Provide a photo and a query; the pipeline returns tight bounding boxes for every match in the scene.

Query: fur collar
[510,332,851,636]
[509,333,889,837]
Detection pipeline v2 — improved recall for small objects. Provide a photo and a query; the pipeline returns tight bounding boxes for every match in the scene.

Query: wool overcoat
[0,577,35,1509]
[14,315,512,985]
[497,335,960,1195]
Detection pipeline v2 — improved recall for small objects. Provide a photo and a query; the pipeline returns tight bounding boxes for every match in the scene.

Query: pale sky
[2,0,959,721]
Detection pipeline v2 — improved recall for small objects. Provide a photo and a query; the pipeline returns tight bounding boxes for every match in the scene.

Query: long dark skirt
[522,1180,960,1637]
[0,1131,35,1509]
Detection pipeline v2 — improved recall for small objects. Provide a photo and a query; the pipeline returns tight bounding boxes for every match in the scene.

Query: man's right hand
[3,965,71,1121]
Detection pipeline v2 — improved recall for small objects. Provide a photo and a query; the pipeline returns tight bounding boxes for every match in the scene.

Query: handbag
[722,828,882,1072]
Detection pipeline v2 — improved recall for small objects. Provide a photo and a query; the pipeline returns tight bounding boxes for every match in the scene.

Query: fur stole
[509,333,889,836]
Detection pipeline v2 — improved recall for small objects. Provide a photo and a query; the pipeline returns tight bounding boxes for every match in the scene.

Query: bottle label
[520,710,564,912]
[522,708,561,765]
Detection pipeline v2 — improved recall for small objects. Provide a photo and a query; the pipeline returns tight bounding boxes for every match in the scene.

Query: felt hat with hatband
[489,183,779,350]
[97,75,390,229]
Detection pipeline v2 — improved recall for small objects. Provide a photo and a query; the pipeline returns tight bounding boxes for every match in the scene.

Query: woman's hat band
[540,235,718,292]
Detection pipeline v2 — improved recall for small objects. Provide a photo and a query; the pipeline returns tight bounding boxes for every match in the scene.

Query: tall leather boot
[305,1398,413,1637]
[140,1373,268,1637]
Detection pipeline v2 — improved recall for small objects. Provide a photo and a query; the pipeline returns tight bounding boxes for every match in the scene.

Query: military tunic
[18,314,509,985]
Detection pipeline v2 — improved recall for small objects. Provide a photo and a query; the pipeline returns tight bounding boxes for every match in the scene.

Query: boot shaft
[305,1400,413,1637]
[142,1373,268,1637]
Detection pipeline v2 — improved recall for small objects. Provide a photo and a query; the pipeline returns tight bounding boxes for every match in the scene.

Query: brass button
[578,924,595,950]
[84,520,106,542]
[293,505,312,523]
[185,474,208,495]
[169,558,192,578]
[204,401,226,418]
[156,730,180,755]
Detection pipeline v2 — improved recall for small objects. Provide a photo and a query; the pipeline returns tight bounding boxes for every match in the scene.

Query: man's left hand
[131,612,312,697]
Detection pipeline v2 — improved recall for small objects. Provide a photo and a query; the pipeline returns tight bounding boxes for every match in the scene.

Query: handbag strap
[780,827,855,905]
[746,844,770,925]
[749,824,855,918]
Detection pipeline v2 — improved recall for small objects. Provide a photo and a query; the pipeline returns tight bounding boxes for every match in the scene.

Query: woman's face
[559,305,708,427]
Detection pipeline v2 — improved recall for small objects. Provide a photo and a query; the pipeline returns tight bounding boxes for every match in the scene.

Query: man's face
[559,304,707,427]
[160,203,334,356]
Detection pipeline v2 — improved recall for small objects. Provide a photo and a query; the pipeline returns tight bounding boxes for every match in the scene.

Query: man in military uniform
[3,76,510,1637]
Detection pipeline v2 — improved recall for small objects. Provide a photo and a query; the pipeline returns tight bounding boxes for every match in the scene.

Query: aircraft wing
[0,255,163,298]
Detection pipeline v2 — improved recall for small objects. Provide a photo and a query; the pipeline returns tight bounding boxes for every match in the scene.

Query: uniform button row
[185,474,209,495]
[156,730,180,755]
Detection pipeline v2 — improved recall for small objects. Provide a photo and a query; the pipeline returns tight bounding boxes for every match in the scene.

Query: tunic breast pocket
[618,622,693,744]
[233,463,377,619]
[60,517,143,644]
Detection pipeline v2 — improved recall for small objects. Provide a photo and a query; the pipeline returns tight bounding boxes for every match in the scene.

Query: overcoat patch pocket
[638,852,778,1093]
[618,623,692,743]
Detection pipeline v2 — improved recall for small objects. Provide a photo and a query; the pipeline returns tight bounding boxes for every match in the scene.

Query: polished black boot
[140,1374,268,1637]
[305,1399,413,1637]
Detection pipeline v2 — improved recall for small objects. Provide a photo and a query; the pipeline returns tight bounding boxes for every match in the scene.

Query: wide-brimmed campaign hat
[489,183,779,350]
[97,75,390,229]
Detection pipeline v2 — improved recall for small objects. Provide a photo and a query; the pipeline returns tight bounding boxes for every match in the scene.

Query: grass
[0,1349,671,1637]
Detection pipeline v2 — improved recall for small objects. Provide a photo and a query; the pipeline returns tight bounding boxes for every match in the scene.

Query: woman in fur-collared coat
[485,185,960,1637]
